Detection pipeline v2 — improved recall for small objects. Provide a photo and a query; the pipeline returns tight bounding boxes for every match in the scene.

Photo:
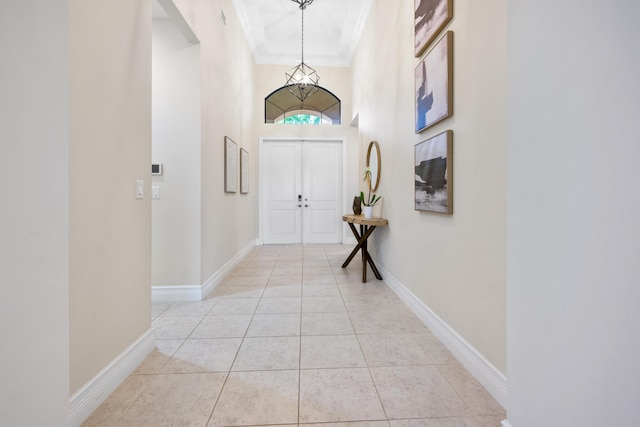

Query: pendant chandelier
[285,0,320,102]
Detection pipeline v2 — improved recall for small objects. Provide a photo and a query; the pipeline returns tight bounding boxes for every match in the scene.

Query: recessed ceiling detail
[231,0,374,67]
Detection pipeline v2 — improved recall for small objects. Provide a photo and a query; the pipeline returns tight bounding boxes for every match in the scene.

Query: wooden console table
[342,214,389,282]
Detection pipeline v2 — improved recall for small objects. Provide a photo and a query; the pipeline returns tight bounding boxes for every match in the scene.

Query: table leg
[360,226,383,281]
[341,223,384,282]
[342,223,375,267]
[361,225,367,282]
[364,251,383,280]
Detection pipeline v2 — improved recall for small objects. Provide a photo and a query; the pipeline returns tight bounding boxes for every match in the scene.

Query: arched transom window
[265,85,341,125]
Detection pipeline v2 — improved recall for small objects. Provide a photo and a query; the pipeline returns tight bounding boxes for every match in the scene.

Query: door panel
[263,143,302,244]
[271,210,298,235]
[303,142,342,244]
[270,146,297,200]
[310,210,338,233]
[263,140,342,245]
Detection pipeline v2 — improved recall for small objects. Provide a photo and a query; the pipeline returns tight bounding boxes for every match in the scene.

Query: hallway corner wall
[0,1,70,425]
[351,0,507,377]
[507,0,640,425]
[69,0,152,394]
[172,0,258,287]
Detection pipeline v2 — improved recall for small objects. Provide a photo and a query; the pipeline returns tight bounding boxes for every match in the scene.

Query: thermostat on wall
[151,163,163,175]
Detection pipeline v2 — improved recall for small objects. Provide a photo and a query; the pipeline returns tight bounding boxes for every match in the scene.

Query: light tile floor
[83,244,505,427]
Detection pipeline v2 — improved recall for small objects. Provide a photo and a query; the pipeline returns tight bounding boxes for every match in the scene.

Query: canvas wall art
[415,31,453,133]
[415,0,453,57]
[415,130,453,214]
[224,136,237,193]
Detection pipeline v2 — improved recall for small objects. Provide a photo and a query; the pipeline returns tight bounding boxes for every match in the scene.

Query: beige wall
[169,0,258,283]
[352,0,507,373]
[1,1,70,425]
[69,0,152,393]
[506,0,640,425]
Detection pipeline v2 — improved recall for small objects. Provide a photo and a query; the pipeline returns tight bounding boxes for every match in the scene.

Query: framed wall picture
[240,148,249,194]
[415,130,453,214]
[415,0,453,57]
[415,31,453,133]
[224,136,238,193]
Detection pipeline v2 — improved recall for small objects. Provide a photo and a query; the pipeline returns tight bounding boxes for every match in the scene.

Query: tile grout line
[297,248,304,425]
[127,299,219,424]
[205,248,276,426]
[335,248,392,423]
[90,245,503,426]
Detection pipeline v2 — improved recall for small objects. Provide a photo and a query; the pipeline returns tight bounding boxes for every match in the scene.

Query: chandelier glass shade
[286,0,320,102]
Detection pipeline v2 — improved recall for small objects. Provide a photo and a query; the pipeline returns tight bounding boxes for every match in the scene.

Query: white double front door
[261,139,343,244]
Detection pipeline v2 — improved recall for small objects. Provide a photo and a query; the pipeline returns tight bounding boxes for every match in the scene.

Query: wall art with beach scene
[415,31,453,133]
[415,130,453,214]
[415,0,453,57]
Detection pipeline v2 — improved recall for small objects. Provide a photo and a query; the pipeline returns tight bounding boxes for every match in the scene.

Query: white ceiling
[153,0,373,67]
[230,0,374,67]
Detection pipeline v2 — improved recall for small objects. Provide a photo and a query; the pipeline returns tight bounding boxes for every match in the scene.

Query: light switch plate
[152,186,160,199]
[136,180,144,199]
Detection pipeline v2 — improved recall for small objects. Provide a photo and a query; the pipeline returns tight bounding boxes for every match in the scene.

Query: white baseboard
[378,263,508,408]
[68,328,155,427]
[151,240,256,302]
[201,239,256,299]
[151,284,203,302]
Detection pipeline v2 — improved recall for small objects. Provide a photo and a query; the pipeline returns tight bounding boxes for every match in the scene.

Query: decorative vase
[363,206,373,219]
[352,196,362,215]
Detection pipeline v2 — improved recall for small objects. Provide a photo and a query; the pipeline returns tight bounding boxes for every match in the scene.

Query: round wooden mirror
[366,141,381,192]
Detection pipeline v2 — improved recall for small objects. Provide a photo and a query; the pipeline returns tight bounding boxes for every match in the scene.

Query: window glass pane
[277,114,322,125]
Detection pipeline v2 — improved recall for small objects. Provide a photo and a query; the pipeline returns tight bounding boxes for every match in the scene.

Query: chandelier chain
[284,0,319,102]
[300,7,304,63]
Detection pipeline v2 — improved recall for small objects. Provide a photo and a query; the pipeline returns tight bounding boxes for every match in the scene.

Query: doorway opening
[152,0,201,291]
